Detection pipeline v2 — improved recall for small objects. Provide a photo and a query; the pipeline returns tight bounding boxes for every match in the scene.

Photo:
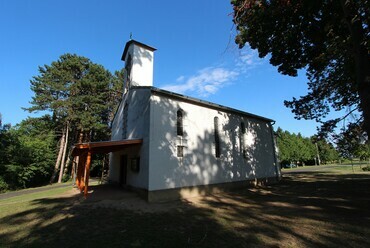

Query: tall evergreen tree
[26,54,121,182]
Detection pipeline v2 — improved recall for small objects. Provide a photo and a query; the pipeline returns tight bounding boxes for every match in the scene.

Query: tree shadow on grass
[0,186,249,248]
[1,172,370,247]
[194,172,370,247]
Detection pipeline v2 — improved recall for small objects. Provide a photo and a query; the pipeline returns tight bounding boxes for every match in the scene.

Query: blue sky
[0,0,319,137]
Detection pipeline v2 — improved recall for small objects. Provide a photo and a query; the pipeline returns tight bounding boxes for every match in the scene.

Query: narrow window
[125,55,132,80]
[177,109,184,157]
[177,110,183,136]
[241,122,246,134]
[122,103,128,139]
[214,116,220,158]
[177,146,184,157]
[122,55,133,91]
[241,121,247,158]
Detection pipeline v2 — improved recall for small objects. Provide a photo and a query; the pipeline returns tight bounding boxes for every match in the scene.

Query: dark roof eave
[121,40,157,61]
[130,86,274,123]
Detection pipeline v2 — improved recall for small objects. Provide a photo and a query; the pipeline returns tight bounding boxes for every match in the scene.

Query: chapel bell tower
[121,40,156,93]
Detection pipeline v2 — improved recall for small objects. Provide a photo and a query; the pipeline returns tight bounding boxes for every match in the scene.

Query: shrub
[0,176,9,193]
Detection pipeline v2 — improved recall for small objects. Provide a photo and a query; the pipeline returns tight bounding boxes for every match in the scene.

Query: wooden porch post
[84,151,92,197]
[80,154,86,191]
[76,154,86,192]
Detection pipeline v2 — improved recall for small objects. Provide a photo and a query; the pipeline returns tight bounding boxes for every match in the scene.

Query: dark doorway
[120,155,128,186]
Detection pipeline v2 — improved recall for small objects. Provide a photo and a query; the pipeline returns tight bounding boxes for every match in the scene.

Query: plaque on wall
[131,157,140,172]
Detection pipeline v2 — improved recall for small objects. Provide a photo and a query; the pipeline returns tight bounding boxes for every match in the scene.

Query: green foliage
[0,176,8,193]
[26,53,122,143]
[109,69,124,122]
[335,123,368,159]
[276,127,316,165]
[316,139,339,164]
[355,144,370,161]
[0,115,56,190]
[24,54,123,184]
[232,0,370,139]
[276,127,338,166]
[1,54,123,191]
[62,174,71,183]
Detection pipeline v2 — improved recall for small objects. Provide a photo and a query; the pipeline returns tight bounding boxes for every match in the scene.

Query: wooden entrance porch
[71,139,143,197]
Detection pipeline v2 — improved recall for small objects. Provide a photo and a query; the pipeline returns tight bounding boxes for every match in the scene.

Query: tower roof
[121,40,157,61]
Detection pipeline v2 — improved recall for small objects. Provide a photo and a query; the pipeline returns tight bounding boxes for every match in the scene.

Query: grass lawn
[1,168,370,247]
[282,162,370,173]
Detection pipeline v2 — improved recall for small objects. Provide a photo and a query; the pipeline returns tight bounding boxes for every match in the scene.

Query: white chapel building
[108,40,281,202]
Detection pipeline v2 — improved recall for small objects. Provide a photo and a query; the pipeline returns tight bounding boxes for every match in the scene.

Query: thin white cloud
[235,49,263,73]
[176,75,185,82]
[162,49,262,97]
[163,67,238,97]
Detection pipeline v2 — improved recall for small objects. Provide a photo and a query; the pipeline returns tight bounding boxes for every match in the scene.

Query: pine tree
[26,54,121,182]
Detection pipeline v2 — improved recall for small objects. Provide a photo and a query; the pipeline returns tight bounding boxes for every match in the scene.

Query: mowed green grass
[1,168,370,248]
[282,162,370,173]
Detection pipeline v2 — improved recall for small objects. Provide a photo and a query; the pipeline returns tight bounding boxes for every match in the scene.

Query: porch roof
[72,139,143,156]
[72,139,142,197]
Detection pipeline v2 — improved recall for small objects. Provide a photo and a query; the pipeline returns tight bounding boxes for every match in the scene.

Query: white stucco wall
[111,94,126,142]
[148,93,279,191]
[123,44,154,87]
[109,88,151,189]
[110,87,279,192]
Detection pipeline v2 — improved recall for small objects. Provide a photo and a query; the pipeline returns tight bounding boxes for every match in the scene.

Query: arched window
[241,122,246,134]
[177,109,183,136]
[241,121,247,158]
[214,116,220,158]
[176,109,184,157]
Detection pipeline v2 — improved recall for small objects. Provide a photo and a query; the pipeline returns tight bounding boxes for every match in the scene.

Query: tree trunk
[100,154,109,184]
[78,131,84,143]
[71,156,78,186]
[58,122,69,183]
[62,149,72,178]
[315,142,321,166]
[50,129,66,184]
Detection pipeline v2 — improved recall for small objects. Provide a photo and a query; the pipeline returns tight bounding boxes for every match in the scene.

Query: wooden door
[120,155,128,186]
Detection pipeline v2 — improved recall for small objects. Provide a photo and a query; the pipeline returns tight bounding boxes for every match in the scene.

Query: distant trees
[355,144,370,162]
[316,139,340,164]
[0,54,124,191]
[0,115,56,192]
[336,124,370,161]
[276,127,339,166]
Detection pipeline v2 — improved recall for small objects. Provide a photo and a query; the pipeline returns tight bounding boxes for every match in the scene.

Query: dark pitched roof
[131,86,274,123]
[121,40,157,61]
